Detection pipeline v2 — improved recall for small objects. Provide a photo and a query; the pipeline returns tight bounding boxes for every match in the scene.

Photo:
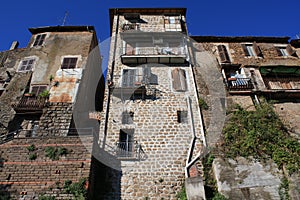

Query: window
[18,58,35,72]
[164,16,182,31]
[217,45,230,63]
[122,111,134,124]
[122,67,152,87]
[61,57,78,69]
[275,45,297,57]
[171,68,187,91]
[241,42,263,57]
[177,110,188,123]
[33,34,46,47]
[118,129,134,157]
[30,85,47,96]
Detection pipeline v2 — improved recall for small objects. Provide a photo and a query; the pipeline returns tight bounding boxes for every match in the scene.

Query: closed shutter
[172,68,187,91]
[286,44,297,56]
[275,46,283,56]
[241,44,250,56]
[253,42,263,57]
[217,45,230,63]
[122,69,136,87]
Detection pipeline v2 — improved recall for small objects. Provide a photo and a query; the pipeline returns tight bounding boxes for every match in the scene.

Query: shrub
[199,97,209,110]
[29,153,37,160]
[27,144,36,152]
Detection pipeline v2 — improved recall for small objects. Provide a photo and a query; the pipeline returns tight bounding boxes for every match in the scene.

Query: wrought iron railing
[121,23,140,32]
[122,46,186,56]
[12,96,46,112]
[115,141,146,160]
[227,78,254,90]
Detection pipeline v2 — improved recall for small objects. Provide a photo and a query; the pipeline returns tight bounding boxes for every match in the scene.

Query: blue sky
[1,0,300,51]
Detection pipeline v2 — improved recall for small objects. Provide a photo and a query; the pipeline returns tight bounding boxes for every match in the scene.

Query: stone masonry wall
[38,103,73,137]
[0,136,93,199]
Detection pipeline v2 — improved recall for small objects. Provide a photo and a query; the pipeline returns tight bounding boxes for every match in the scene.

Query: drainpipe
[103,10,120,145]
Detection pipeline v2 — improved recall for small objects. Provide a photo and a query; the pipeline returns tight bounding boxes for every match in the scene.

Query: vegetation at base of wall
[64,178,87,199]
[45,147,68,160]
[175,184,187,200]
[38,195,55,200]
[29,153,37,160]
[222,101,300,175]
[279,177,290,200]
[27,144,36,152]
[199,97,209,110]
[212,193,229,200]
[0,192,10,200]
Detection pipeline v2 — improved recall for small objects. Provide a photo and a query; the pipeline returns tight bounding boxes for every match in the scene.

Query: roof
[109,8,187,35]
[190,36,290,44]
[28,26,95,34]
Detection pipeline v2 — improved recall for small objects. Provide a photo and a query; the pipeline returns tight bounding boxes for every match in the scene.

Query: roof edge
[28,26,95,34]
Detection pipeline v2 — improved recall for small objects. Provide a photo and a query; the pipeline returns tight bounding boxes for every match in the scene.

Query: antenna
[62,11,69,26]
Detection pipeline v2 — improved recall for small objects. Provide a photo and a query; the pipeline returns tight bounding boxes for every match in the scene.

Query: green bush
[27,144,36,152]
[222,101,300,174]
[199,97,209,110]
[176,185,187,200]
[64,178,87,199]
[212,193,228,200]
[38,195,55,200]
[29,153,37,160]
[45,147,68,160]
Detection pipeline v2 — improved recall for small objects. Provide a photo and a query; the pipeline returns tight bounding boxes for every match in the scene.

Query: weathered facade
[0,26,104,199]
[191,36,300,199]
[99,8,206,199]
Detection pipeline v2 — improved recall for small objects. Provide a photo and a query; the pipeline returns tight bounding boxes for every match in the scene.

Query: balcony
[115,141,146,160]
[227,77,254,91]
[12,96,46,113]
[121,23,140,32]
[121,46,188,65]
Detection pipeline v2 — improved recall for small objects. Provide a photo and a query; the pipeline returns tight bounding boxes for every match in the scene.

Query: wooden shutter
[122,69,136,87]
[286,44,297,56]
[241,44,250,56]
[275,46,283,56]
[217,45,230,63]
[172,68,187,91]
[253,42,262,57]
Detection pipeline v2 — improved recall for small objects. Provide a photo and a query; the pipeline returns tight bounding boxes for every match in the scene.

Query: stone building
[0,26,105,199]
[98,8,206,199]
[190,36,300,199]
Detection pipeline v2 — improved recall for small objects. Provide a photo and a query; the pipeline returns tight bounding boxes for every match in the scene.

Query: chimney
[9,41,19,50]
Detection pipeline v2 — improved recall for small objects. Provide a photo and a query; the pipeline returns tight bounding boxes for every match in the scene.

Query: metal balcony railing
[12,96,46,112]
[227,78,254,90]
[115,141,146,160]
[123,46,186,56]
[121,23,140,32]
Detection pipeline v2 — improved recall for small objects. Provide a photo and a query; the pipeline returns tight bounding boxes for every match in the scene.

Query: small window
[164,15,182,32]
[217,45,230,63]
[241,42,262,57]
[172,68,187,91]
[276,45,297,57]
[31,85,47,96]
[118,129,134,157]
[122,111,134,124]
[61,57,78,69]
[18,58,35,72]
[33,34,46,47]
[177,110,188,123]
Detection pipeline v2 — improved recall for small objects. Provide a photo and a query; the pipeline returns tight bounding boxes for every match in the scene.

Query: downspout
[103,10,120,146]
